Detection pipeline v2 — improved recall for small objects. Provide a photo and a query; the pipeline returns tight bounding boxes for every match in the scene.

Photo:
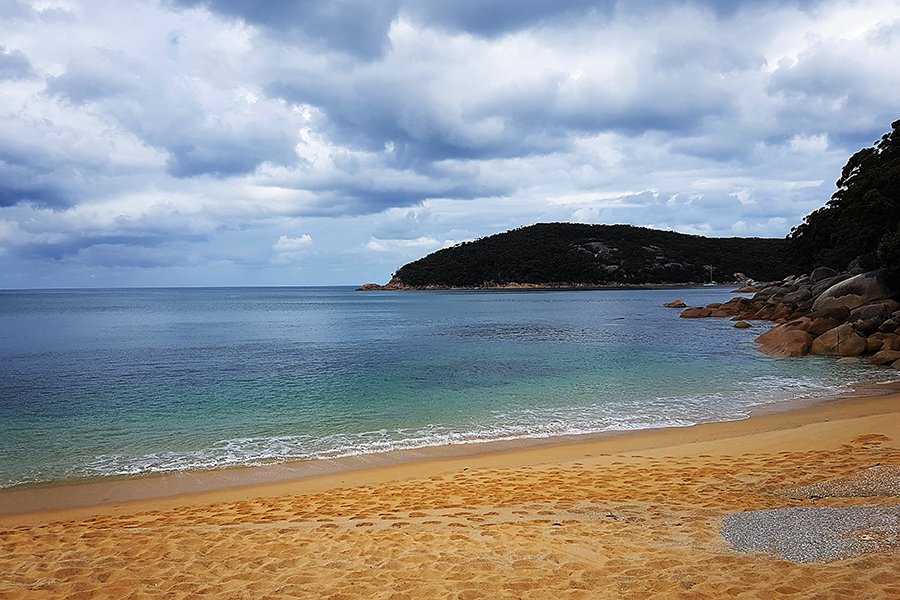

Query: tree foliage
[789,119,900,273]
[392,223,792,287]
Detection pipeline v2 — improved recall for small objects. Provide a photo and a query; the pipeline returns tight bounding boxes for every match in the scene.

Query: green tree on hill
[789,119,900,276]
[391,223,791,287]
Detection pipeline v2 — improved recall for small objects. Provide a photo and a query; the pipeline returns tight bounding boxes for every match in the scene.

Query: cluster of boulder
[673,268,900,367]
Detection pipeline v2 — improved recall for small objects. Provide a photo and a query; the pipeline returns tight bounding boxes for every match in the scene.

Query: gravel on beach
[779,465,900,498]
[721,505,900,563]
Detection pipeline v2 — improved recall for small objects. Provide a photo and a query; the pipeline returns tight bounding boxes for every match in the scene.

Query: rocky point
[676,269,900,367]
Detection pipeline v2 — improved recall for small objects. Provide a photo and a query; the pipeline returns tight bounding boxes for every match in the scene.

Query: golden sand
[1,393,899,599]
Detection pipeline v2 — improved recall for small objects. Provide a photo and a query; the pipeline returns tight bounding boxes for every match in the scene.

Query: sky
[1,0,899,288]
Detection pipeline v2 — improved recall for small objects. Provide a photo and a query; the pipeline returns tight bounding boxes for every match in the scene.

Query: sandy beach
[1,390,899,599]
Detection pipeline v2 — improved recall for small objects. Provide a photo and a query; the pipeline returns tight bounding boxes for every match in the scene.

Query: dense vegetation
[789,119,900,276]
[391,223,792,287]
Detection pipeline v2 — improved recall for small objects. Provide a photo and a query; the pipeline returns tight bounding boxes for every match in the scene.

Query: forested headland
[362,119,899,291]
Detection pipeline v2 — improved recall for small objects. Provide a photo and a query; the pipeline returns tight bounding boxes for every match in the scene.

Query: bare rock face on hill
[679,268,900,367]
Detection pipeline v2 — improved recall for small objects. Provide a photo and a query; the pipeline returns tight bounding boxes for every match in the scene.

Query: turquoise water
[0,286,886,488]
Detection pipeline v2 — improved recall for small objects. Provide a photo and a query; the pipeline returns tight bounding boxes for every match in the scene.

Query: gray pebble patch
[781,465,900,498]
[721,505,900,563]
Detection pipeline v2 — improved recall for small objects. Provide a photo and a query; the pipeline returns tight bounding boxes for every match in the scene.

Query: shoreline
[3,380,899,526]
[3,382,899,598]
[356,282,742,291]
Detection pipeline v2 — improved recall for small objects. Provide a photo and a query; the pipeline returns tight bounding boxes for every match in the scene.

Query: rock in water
[869,349,900,366]
[866,332,897,353]
[663,299,687,308]
[755,325,814,357]
[810,323,868,356]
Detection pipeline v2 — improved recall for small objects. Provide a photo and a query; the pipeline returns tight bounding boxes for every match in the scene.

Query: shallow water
[0,286,886,488]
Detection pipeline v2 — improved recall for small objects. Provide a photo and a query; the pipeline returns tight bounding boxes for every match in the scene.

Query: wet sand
[1,392,899,599]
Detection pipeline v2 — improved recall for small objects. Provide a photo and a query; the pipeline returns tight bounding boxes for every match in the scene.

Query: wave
[0,372,878,489]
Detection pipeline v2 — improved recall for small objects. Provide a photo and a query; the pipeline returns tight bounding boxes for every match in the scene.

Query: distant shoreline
[357,282,747,292]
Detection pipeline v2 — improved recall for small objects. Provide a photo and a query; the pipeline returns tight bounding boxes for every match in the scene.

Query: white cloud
[1,0,900,286]
[789,133,828,154]
[274,234,313,252]
[365,236,442,253]
[270,233,314,265]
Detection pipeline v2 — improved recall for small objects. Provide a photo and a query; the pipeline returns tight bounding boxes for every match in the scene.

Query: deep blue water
[0,286,885,488]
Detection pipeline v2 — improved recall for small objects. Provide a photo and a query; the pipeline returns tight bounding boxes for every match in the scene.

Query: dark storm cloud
[0,1,32,19]
[279,166,511,217]
[0,145,76,208]
[172,0,613,58]
[407,0,614,36]
[271,74,568,167]
[0,46,33,80]
[410,0,826,37]
[17,232,188,260]
[45,48,300,179]
[3,0,899,287]
[317,181,507,215]
[0,181,69,209]
[176,0,811,54]
[680,0,821,17]
[11,221,209,267]
[45,51,140,103]
[158,125,298,179]
[766,35,899,150]
[165,133,295,178]
[487,71,734,138]
[271,51,735,172]
[768,49,860,100]
[174,0,839,178]
[172,0,400,58]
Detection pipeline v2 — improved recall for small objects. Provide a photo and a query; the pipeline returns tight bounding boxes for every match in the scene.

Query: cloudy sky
[1,0,898,287]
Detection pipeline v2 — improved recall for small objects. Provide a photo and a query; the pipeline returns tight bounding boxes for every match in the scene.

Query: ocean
[0,286,887,489]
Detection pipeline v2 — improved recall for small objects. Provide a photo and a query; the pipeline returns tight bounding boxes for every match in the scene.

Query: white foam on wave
[1,370,888,489]
[42,374,871,483]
